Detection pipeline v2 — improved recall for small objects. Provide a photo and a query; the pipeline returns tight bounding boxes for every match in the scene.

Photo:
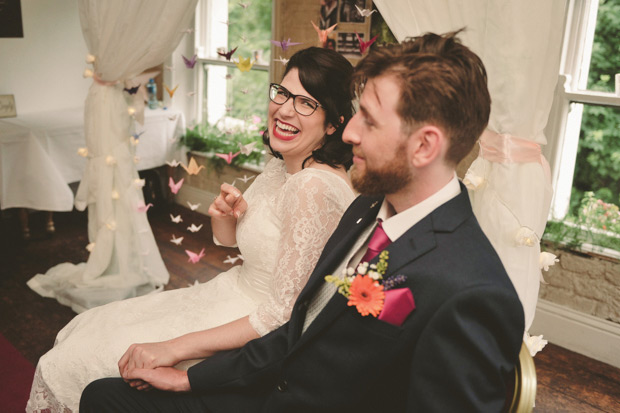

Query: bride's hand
[118,341,178,379]
[208,183,247,219]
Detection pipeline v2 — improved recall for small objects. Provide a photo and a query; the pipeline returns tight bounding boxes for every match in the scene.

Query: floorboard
[1,203,619,411]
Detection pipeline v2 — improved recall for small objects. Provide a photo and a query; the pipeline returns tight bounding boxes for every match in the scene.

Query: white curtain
[27,0,198,313]
[374,0,566,340]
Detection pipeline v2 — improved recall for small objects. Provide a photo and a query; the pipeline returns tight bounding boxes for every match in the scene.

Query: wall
[0,0,89,115]
[530,247,620,367]
[539,247,620,323]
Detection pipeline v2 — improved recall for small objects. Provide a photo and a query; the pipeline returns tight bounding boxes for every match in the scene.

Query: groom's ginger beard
[350,140,411,196]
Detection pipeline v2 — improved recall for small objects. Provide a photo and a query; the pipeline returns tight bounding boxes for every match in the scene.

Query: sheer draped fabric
[27,0,198,312]
[26,159,355,412]
[374,0,565,338]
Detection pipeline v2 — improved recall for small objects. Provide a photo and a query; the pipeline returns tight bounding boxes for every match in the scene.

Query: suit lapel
[377,183,474,277]
[289,186,474,350]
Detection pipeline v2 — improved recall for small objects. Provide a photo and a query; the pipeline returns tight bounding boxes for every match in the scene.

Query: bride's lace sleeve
[248,171,354,336]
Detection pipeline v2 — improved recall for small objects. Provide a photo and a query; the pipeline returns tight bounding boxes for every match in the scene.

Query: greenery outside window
[545,0,620,255]
[186,0,272,168]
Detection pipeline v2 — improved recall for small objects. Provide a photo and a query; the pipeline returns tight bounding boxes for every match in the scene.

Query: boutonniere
[325,252,415,326]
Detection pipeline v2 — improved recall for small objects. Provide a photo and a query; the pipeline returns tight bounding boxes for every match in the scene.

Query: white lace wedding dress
[26,158,354,412]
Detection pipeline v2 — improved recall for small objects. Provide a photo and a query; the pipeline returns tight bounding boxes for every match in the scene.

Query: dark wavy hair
[263,47,354,169]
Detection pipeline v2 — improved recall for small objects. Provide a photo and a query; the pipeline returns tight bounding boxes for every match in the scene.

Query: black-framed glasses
[268,83,322,116]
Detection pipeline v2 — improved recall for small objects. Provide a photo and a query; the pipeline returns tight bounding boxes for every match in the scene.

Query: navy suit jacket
[188,183,525,412]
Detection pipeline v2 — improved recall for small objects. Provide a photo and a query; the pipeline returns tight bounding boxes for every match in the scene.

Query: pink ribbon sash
[479,130,551,180]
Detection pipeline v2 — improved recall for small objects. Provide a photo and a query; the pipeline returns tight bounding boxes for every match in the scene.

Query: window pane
[585,0,620,92]
[228,0,271,63]
[202,64,268,125]
[570,103,620,214]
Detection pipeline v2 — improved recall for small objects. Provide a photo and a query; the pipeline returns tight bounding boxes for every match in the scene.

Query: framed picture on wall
[318,0,373,65]
[0,95,17,118]
[0,0,24,38]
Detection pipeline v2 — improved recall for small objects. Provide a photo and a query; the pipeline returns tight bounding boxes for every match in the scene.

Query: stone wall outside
[539,245,620,324]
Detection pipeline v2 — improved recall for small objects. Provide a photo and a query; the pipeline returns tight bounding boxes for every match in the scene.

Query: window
[195,0,272,126]
[545,0,620,252]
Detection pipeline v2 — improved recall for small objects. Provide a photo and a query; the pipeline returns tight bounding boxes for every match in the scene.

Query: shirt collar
[377,173,461,242]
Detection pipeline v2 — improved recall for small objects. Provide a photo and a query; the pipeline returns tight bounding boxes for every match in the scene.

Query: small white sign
[0,94,17,118]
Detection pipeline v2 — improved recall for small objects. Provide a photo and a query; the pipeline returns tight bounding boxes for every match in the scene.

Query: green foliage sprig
[179,118,265,171]
[544,192,620,252]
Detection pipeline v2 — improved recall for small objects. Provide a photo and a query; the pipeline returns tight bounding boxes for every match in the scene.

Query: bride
[27,47,356,412]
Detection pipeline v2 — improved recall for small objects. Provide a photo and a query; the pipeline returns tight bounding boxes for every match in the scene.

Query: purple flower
[383,275,406,291]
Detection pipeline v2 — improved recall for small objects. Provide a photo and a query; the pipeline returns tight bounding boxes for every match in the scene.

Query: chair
[507,341,537,413]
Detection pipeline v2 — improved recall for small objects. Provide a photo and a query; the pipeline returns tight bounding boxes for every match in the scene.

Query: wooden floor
[1,202,619,411]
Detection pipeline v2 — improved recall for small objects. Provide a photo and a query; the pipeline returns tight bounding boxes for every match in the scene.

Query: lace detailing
[249,167,354,335]
[26,158,354,411]
[27,365,71,412]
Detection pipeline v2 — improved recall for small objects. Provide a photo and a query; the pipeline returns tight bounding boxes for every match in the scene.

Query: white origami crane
[170,235,184,245]
[239,141,258,155]
[170,214,183,223]
[236,174,256,184]
[187,201,200,211]
[223,255,241,265]
[166,159,181,167]
[187,223,203,233]
[355,4,377,17]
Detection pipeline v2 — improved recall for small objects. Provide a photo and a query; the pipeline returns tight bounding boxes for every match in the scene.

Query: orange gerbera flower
[347,275,385,317]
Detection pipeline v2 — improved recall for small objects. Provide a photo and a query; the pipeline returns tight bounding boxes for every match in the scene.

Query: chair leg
[18,208,30,240]
[45,211,55,234]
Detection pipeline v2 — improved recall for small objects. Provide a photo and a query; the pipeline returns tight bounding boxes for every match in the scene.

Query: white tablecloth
[0,107,185,211]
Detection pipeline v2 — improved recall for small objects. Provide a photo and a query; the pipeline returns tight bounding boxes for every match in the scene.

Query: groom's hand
[118,341,178,379]
[126,367,191,392]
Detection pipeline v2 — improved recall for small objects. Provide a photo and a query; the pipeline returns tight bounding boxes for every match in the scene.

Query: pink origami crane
[356,32,378,54]
[137,202,153,213]
[215,151,241,164]
[168,177,184,194]
[185,248,206,264]
[311,21,337,47]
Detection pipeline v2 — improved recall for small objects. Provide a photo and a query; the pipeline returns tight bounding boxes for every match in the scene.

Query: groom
[81,31,524,412]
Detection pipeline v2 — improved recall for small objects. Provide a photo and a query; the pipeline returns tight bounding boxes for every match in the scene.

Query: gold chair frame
[508,341,537,413]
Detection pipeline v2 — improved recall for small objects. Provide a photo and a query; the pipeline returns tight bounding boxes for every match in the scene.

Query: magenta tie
[360,220,391,264]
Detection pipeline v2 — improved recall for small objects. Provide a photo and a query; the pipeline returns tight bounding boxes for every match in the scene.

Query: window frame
[193,0,272,125]
[545,0,620,221]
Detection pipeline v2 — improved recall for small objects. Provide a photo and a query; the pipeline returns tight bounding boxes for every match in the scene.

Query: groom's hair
[351,29,491,166]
